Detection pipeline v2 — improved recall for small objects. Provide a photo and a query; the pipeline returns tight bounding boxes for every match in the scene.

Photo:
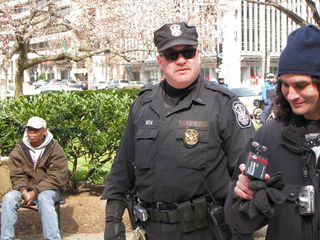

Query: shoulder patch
[232,101,251,128]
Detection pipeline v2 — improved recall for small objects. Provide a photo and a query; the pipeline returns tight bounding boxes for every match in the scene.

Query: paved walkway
[60,228,266,240]
[15,232,132,240]
[16,227,266,239]
[62,232,133,240]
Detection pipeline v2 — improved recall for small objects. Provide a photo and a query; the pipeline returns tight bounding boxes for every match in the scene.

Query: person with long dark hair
[224,24,320,240]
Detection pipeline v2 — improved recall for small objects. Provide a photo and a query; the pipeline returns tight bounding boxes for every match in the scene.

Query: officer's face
[280,74,320,120]
[157,45,200,89]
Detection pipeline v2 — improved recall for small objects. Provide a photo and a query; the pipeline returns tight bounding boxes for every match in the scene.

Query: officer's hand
[104,199,126,240]
[105,221,125,240]
[234,164,270,201]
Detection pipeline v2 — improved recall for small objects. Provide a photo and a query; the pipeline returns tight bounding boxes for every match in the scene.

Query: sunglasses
[160,47,197,62]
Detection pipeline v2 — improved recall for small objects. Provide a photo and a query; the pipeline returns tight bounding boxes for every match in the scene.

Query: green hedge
[0,89,140,190]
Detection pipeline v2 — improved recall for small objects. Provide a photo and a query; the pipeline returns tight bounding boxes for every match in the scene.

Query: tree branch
[24,48,111,69]
[245,0,308,26]
[305,0,320,26]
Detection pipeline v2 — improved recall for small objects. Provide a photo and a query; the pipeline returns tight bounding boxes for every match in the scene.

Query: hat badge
[170,24,182,37]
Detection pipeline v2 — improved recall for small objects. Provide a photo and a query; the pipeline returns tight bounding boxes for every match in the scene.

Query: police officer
[224,25,320,240]
[102,22,255,240]
[260,72,276,124]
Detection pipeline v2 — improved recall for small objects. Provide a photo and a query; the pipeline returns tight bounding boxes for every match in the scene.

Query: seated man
[1,116,68,240]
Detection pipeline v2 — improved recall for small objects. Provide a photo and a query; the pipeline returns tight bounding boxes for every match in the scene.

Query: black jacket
[102,77,255,204]
[224,118,320,240]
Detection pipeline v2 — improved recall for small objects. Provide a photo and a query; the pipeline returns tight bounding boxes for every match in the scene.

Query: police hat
[153,22,198,52]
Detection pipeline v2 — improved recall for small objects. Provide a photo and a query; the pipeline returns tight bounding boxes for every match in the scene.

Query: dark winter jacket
[224,118,320,240]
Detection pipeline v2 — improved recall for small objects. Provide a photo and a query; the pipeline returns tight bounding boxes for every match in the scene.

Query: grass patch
[68,156,113,183]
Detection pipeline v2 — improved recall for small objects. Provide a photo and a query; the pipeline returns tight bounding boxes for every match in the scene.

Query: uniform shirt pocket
[176,128,209,169]
[134,127,159,169]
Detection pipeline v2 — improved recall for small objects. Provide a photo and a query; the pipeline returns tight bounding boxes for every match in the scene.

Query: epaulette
[138,86,153,96]
[203,81,237,98]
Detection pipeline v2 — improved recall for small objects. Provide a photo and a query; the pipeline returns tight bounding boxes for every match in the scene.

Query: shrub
[0,89,140,191]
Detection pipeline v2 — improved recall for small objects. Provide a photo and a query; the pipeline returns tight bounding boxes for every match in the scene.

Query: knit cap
[278,25,320,77]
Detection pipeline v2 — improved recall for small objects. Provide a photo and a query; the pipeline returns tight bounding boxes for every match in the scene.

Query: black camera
[298,185,315,216]
[244,141,268,180]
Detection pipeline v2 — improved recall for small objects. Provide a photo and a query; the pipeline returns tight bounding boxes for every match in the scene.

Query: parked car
[94,81,108,90]
[118,79,130,89]
[105,79,131,89]
[33,80,48,89]
[229,86,262,117]
[132,81,144,89]
[105,80,118,89]
[73,81,88,90]
[38,85,82,93]
[6,89,14,97]
[60,79,77,86]
[48,78,61,85]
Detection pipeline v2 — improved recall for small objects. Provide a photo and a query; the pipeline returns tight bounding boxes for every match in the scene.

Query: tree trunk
[0,57,9,100]
[14,65,24,97]
[0,74,7,101]
[86,57,93,90]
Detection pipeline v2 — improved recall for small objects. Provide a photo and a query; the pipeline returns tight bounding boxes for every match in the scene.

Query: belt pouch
[177,201,194,233]
[192,198,208,229]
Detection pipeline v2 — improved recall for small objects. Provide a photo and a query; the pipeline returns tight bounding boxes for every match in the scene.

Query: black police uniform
[102,76,255,239]
[224,117,320,240]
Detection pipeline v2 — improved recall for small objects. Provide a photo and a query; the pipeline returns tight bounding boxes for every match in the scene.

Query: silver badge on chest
[183,128,199,148]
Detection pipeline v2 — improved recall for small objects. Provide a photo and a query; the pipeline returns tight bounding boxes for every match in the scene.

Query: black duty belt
[144,202,177,210]
[143,202,179,223]
[148,208,180,223]
[143,198,212,224]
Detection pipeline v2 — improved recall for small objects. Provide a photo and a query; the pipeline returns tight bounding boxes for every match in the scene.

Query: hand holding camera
[244,141,268,181]
[234,141,270,201]
[233,141,287,220]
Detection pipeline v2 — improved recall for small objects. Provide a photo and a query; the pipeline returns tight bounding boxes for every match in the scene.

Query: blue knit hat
[278,25,320,77]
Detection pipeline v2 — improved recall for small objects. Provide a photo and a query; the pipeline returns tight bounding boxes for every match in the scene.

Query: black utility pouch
[192,198,208,229]
[177,201,195,233]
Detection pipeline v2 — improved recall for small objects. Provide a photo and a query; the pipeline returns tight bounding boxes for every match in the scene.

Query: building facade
[1,0,319,90]
[229,0,319,86]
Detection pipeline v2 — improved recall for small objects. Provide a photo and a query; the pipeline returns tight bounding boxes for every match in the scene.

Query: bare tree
[0,0,122,96]
[0,0,222,97]
[245,0,320,26]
